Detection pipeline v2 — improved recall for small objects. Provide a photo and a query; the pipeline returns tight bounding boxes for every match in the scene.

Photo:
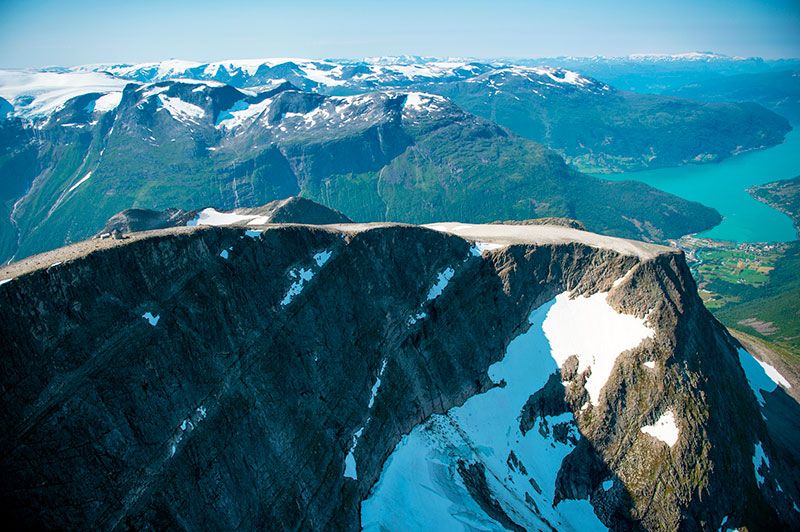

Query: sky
[0,0,798,67]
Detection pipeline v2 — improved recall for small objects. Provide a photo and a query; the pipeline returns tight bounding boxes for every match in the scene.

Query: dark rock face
[0,224,795,530]
[238,197,353,224]
[97,207,198,235]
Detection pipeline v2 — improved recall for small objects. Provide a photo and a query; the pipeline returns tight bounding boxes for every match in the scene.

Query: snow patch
[157,94,205,123]
[738,348,790,406]
[643,361,656,369]
[0,278,13,286]
[91,92,123,112]
[216,98,272,130]
[142,312,160,326]
[426,267,455,301]
[344,427,365,479]
[363,295,616,530]
[66,171,92,194]
[169,404,208,457]
[474,241,506,253]
[640,410,680,447]
[542,290,654,405]
[313,250,332,267]
[753,441,770,487]
[280,268,314,306]
[187,208,256,226]
[368,359,388,409]
[407,311,427,325]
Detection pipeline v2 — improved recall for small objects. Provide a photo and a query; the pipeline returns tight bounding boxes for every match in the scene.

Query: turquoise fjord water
[599,129,800,243]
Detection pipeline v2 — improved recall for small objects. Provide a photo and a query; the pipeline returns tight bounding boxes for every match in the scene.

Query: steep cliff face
[0,222,795,530]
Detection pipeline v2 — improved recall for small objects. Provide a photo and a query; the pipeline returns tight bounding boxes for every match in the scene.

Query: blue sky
[0,0,798,67]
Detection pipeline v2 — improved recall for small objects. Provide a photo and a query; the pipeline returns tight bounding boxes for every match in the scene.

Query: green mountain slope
[1,81,721,261]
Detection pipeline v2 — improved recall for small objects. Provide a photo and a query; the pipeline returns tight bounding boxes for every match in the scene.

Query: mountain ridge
[0,79,722,262]
[0,219,796,529]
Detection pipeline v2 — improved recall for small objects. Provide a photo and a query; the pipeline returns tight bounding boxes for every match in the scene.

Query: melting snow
[216,98,272,130]
[603,480,614,491]
[407,311,427,325]
[738,348,791,406]
[403,92,446,113]
[219,250,229,259]
[345,359,389,480]
[362,294,630,530]
[542,291,654,405]
[142,312,160,326]
[426,267,455,301]
[753,441,770,486]
[279,250,334,307]
[640,410,680,447]
[281,268,314,306]
[313,250,332,267]
[66,171,92,194]
[157,94,205,123]
[368,359,388,409]
[187,208,256,226]
[344,427,365,479]
[169,404,208,457]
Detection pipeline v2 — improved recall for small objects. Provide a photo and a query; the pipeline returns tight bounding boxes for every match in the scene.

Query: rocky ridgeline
[0,220,797,530]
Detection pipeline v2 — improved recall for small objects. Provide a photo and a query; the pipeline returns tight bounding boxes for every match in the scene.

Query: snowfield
[543,290,654,405]
[363,288,654,531]
[738,348,792,406]
[0,70,128,119]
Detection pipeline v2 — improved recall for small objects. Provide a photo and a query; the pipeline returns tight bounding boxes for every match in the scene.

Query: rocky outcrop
[0,222,795,530]
[236,197,353,224]
[96,197,352,237]
[97,208,198,236]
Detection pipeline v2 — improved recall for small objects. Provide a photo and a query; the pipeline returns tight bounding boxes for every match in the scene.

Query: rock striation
[0,221,797,530]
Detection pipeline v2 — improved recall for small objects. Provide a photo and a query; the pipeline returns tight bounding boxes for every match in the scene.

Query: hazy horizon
[1,0,798,68]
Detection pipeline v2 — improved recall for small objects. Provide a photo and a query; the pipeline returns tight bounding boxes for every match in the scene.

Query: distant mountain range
[0,78,722,261]
[3,55,791,173]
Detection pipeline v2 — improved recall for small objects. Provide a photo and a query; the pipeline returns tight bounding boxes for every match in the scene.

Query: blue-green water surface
[599,129,800,243]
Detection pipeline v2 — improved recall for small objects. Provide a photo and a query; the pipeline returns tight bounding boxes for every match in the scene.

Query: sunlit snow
[362,294,642,531]
[187,208,257,226]
[91,92,123,113]
[542,291,654,405]
[0,70,128,119]
[640,410,680,447]
[66,172,92,194]
[157,94,205,124]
